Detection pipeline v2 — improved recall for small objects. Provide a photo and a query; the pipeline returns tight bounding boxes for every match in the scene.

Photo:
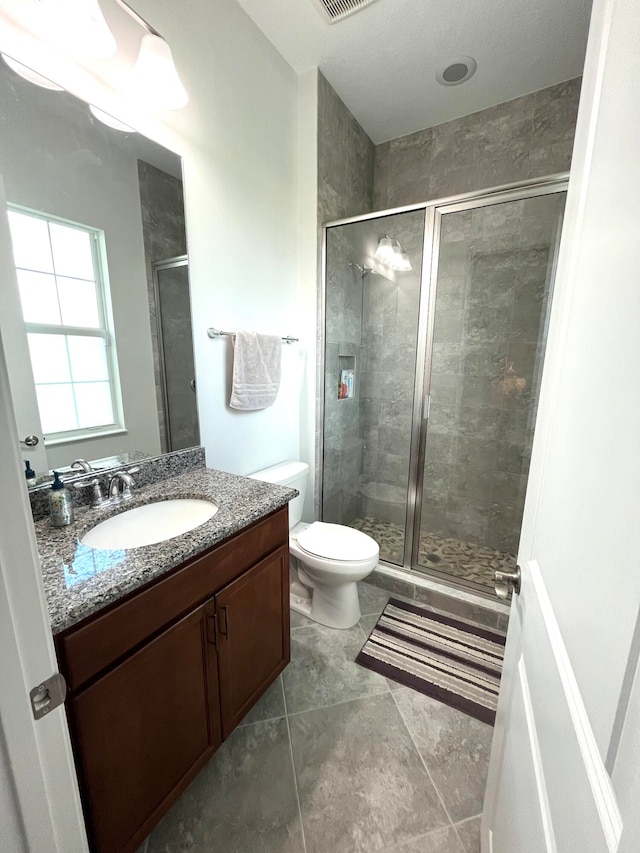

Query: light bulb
[89,105,135,132]
[398,253,412,272]
[131,34,188,110]
[390,241,404,270]
[374,236,394,264]
[1,55,65,90]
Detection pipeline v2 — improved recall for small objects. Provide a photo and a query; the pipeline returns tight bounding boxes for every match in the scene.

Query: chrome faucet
[71,458,94,473]
[108,468,139,503]
[74,477,110,508]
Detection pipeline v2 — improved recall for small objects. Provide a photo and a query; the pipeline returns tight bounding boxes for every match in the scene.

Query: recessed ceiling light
[436,56,477,86]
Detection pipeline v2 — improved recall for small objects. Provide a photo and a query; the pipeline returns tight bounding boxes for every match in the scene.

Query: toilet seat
[295,522,378,562]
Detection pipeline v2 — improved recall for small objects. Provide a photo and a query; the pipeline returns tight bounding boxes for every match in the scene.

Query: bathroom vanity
[35,460,295,853]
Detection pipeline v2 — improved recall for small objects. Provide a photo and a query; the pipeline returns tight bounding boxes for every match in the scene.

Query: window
[7,207,122,441]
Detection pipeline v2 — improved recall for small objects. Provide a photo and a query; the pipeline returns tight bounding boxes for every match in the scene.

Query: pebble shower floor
[351,517,516,588]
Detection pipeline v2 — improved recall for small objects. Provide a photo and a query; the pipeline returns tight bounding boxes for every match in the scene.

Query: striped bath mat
[356,598,506,725]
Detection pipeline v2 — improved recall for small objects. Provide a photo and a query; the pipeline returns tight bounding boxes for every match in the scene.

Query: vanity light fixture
[374,236,412,272]
[130,33,188,110]
[0,55,65,90]
[40,0,118,60]
[374,235,394,264]
[2,1,187,112]
[116,0,189,110]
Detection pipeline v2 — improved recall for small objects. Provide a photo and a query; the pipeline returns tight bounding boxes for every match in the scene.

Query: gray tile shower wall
[318,72,376,223]
[137,161,187,453]
[317,72,376,517]
[373,78,581,209]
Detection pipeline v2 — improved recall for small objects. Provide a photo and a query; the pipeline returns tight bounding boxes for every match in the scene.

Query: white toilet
[249,461,379,629]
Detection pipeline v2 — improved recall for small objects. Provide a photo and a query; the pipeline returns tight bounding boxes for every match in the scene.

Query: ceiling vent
[312,0,380,24]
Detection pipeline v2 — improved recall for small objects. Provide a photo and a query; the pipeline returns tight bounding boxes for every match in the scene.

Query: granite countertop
[36,467,297,635]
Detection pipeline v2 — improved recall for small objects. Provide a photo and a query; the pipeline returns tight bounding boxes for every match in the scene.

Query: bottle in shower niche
[48,471,75,528]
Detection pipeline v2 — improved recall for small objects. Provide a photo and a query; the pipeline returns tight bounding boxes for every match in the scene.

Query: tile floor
[351,517,515,590]
[141,582,493,853]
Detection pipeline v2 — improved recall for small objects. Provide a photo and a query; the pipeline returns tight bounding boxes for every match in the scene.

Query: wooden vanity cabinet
[70,599,221,853]
[55,507,290,853]
[216,546,289,737]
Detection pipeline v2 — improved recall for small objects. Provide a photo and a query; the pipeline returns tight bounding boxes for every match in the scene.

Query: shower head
[349,262,376,278]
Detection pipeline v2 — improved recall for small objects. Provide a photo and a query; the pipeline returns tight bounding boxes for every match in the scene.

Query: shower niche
[337,356,355,400]
[322,178,567,594]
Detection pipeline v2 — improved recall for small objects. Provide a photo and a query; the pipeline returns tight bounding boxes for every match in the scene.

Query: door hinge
[29,673,67,720]
[424,393,431,419]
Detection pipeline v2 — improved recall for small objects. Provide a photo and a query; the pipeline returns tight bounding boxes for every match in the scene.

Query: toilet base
[289,580,361,630]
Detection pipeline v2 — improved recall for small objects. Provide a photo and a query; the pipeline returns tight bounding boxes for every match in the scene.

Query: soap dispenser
[48,471,75,528]
[24,460,37,488]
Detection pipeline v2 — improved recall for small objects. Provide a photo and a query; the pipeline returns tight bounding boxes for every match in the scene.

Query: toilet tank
[248,461,308,530]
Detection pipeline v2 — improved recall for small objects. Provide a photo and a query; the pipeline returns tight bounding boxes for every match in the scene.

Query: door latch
[29,673,67,720]
[494,565,522,599]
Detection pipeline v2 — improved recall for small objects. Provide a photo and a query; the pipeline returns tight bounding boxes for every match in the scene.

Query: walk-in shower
[321,177,567,593]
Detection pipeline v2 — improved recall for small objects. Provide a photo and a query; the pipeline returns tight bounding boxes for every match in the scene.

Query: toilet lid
[296,522,379,562]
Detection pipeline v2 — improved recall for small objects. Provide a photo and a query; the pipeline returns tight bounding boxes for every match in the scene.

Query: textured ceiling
[234,0,592,143]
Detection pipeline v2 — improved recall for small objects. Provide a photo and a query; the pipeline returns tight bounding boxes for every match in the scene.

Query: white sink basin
[81,499,218,550]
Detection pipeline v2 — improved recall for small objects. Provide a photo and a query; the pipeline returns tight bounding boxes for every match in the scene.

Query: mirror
[0,58,200,485]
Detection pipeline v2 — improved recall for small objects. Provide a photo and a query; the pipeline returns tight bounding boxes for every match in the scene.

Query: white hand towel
[229,331,282,410]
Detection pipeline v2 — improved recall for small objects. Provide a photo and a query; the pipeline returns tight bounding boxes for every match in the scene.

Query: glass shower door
[415,191,566,589]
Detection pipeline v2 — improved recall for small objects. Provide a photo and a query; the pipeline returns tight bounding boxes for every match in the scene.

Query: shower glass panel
[323,209,426,564]
[416,192,566,589]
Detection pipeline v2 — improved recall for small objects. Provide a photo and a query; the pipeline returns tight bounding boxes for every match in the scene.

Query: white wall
[0,0,311,480]
[153,0,301,475]
[0,73,161,469]
[518,0,640,754]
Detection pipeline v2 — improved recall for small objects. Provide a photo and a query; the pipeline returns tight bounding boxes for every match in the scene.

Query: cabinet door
[216,545,290,737]
[71,600,221,853]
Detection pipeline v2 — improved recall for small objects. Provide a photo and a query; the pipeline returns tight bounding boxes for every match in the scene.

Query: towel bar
[207,327,298,344]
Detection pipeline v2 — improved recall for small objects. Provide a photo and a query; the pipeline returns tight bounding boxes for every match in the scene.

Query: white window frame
[8,204,124,444]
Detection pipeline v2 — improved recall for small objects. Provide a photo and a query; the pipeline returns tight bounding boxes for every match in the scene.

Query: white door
[0,178,48,472]
[0,182,88,850]
[482,0,640,849]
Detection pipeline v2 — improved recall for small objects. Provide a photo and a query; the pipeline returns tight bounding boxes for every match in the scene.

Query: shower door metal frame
[320,172,569,597]
[408,178,570,596]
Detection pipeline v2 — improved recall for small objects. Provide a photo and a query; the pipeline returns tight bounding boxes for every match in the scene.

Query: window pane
[57,277,100,327]
[7,211,54,273]
[27,334,71,383]
[36,384,78,433]
[17,270,61,324]
[68,337,108,382]
[75,382,114,428]
[49,221,95,280]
